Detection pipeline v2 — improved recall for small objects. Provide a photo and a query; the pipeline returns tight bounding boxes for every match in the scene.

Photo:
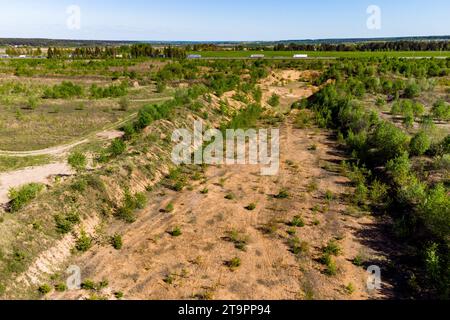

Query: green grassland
[189,50,450,59]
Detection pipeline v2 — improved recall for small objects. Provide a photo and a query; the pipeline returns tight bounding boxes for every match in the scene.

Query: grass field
[189,50,450,59]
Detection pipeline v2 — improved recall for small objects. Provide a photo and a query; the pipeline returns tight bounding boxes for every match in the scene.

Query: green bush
[68,152,87,171]
[8,183,44,212]
[26,96,39,110]
[55,211,80,234]
[432,100,450,120]
[404,83,421,98]
[38,284,52,295]
[169,226,182,237]
[75,231,92,252]
[420,184,450,239]
[43,81,83,99]
[268,94,280,107]
[90,82,127,99]
[372,122,410,161]
[111,234,123,250]
[410,131,431,156]
[109,139,126,157]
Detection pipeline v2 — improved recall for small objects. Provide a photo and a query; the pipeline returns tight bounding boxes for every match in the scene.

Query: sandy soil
[50,114,396,300]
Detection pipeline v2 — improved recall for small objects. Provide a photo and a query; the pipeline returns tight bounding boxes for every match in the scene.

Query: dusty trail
[0,162,73,204]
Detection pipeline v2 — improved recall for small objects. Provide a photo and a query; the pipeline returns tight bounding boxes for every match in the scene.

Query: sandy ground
[50,114,396,300]
[0,162,73,205]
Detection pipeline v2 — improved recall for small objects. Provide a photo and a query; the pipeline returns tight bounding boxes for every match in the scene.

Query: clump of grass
[323,240,342,256]
[225,230,249,251]
[274,189,290,199]
[306,180,319,193]
[169,226,182,237]
[352,254,365,267]
[55,283,68,292]
[226,257,242,271]
[111,234,123,250]
[287,228,296,236]
[200,188,209,194]
[260,219,280,235]
[245,203,257,211]
[289,215,305,228]
[68,151,87,171]
[224,193,235,200]
[163,273,176,285]
[81,279,108,291]
[308,144,318,151]
[162,202,175,213]
[289,237,309,255]
[114,291,124,299]
[346,283,355,295]
[320,253,338,276]
[325,190,335,201]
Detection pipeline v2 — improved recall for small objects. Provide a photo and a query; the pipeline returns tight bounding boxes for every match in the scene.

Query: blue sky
[0,0,449,41]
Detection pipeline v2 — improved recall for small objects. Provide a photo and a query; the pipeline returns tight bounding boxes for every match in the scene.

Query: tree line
[47,44,187,59]
[274,41,450,52]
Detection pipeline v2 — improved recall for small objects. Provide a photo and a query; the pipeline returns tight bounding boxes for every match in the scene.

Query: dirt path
[0,162,73,205]
[50,114,397,300]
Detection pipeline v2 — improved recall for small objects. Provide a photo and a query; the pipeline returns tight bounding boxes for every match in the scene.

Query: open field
[189,50,450,59]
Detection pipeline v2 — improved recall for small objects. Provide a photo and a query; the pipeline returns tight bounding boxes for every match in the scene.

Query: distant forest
[0,35,449,48]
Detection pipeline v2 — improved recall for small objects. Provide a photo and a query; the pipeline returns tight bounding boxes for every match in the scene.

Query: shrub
[404,83,421,98]
[323,240,341,256]
[289,215,305,228]
[134,192,147,209]
[289,237,309,255]
[26,96,39,110]
[321,254,338,276]
[424,243,441,283]
[354,182,369,206]
[68,152,87,171]
[245,203,257,211]
[420,183,450,239]
[410,131,431,156]
[274,189,289,199]
[90,83,127,99]
[268,94,280,107]
[227,257,242,271]
[43,81,83,99]
[372,122,410,162]
[386,152,414,185]
[294,110,313,129]
[55,211,80,234]
[38,284,52,295]
[75,231,92,252]
[111,234,123,250]
[169,226,182,237]
[8,183,44,212]
[369,180,389,204]
[109,139,126,157]
[71,178,87,192]
[223,193,235,201]
[55,283,67,292]
[225,230,249,251]
[164,202,175,213]
[432,100,450,120]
